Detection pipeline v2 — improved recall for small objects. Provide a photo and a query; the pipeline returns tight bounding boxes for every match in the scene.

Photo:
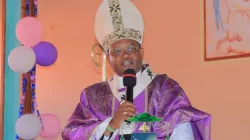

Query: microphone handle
[125,86,134,124]
[126,86,134,103]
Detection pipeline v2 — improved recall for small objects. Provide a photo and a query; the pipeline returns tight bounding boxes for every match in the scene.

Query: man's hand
[111,101,136,129]
[104,101,136,136]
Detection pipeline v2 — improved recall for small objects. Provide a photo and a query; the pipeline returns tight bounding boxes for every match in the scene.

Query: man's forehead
[110,39,139,48]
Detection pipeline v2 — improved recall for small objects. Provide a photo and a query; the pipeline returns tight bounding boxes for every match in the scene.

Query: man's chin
[121,66,136,73]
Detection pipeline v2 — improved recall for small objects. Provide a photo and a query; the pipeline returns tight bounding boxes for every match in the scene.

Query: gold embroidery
[109,0,124,31]
[139,122,150,132]
[103,0,142,49]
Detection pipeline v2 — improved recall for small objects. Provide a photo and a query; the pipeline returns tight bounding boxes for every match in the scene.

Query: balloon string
[16,1,40,140]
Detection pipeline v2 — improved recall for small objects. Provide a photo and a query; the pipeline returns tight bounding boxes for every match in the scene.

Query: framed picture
[204,0,250,61]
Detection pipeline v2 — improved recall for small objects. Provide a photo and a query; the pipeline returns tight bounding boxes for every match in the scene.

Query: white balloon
[8,46,36,73]
[15,114,42,139]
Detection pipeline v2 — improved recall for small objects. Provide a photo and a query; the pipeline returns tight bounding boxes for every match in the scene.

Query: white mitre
[94,0,144,51]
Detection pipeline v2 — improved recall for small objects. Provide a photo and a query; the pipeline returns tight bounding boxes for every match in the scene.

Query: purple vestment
[62,74,211,140]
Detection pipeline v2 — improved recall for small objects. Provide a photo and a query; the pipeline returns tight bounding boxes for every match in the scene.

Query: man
[62,0,211,140]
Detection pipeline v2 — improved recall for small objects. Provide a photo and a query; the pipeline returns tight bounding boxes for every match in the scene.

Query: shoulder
[80,81,109,101]
[84,81,108,92]
[149,74,191,105]
[152,74,182,90]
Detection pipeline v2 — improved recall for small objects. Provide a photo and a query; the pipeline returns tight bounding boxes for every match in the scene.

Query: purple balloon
[33,41,58,66]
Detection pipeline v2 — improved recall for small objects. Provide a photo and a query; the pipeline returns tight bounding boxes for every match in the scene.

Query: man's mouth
[122,60,133,69]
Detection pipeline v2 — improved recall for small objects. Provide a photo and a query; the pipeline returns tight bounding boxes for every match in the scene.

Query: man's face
[107,39,144,76]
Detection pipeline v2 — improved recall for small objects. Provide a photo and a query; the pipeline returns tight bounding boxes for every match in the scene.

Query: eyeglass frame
[107,45,143,57]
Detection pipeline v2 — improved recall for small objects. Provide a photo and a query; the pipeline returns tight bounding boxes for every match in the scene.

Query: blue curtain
[3,0,21,139]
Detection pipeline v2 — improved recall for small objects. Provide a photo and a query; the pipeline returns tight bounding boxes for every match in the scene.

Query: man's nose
[121,50,131,57]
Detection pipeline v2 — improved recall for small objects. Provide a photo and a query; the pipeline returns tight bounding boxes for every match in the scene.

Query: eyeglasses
[109,45,141,57]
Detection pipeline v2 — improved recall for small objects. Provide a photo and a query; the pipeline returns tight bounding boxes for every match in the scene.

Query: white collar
[108,65,157,101]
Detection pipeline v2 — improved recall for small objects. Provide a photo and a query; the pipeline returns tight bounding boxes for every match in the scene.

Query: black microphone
[123,69,136,103]
[123,69,136,124]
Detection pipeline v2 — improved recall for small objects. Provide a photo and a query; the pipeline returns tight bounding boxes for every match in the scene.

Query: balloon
[15,114,42,139]
[40,113,61,139]
[33,41,58,66]
[16,16,42,47]
[34,0,38,6]
[8,46,36,73]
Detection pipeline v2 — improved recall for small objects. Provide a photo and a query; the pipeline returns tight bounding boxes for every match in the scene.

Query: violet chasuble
[62,64,211,140]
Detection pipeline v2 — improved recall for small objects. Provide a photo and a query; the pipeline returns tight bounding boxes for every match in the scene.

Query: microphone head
[123,69,136,87]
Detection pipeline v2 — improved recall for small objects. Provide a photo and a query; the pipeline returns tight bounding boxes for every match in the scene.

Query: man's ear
[140,48,144,57]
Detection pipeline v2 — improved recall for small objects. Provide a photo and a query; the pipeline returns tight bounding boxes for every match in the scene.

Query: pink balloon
[40,113,61,139]
[16,16,42,47]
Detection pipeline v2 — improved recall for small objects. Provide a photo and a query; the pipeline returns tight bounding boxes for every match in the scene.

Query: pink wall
[36,0,250,139]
